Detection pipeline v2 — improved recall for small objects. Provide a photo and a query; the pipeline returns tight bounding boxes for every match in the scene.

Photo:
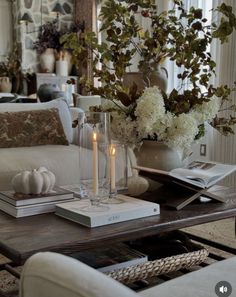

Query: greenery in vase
[33,20,84,55]
[62,0,236,152]
[0,46,24,93]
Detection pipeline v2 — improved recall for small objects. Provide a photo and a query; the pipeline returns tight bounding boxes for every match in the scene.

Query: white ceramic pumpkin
[127,171,149,197]
[12,167,56,195]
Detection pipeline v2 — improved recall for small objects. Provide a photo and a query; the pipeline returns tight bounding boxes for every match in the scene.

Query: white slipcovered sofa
[0,99,95,191]
[0,98,130,192]
[19,252,236,297]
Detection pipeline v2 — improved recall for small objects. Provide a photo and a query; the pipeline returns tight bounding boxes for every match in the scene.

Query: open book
[134,161,236,189]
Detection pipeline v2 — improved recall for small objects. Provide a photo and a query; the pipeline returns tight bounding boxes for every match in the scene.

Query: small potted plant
[34,20,83,74]
[33,20,61,73]
[0,46,24,93]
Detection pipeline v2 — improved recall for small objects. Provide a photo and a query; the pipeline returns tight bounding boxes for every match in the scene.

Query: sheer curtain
[0,0,13,61]
[163,0,215,162]
[210,0,236,186]
[166,0,213,93]
[165,1,236,179]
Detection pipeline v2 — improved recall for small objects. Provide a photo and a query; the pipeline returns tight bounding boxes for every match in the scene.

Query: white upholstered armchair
[19,252,236,297]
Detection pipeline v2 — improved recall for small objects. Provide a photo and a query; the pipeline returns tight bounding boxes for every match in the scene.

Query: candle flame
[110,145,116,156]
[93,132,97,141]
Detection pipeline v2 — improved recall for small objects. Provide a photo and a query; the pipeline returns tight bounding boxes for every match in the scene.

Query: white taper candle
[93,132,99,196]
[110,145,116,191]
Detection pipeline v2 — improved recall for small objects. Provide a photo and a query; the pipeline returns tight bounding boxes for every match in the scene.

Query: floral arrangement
[62,0,236,152]
[100,86,220,151]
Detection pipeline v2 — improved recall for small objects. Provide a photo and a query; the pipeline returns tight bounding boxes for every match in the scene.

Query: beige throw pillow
[0,108,69,148]
[0,99,73,143]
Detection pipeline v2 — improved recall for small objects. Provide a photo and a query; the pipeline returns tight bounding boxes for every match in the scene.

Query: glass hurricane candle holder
[102,141,128,204]
[78,111,110,211]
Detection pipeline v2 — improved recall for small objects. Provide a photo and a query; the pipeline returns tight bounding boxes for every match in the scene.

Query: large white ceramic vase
[135,140,184,171]
[40,48,56,73]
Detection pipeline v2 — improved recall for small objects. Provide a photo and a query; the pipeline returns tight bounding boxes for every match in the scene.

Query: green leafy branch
[61,0,236,136]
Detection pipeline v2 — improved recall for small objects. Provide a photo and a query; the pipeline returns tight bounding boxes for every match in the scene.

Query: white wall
[0,0,13,61]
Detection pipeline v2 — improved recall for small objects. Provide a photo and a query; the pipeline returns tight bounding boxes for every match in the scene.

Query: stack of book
[0,187,75,218]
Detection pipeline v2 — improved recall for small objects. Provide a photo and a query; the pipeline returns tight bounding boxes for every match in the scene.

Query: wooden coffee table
[0,187,236,265]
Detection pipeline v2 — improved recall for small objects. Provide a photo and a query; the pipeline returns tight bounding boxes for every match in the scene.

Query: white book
[56,194,160,228]
[0,198,75,218]
[59,184,82,198]
[134,161,236,189]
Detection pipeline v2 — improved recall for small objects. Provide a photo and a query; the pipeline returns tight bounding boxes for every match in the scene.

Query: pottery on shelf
[56,60,68,76]
[64,50,73,75]
[0,77,12,93]
[37,83,60,102]
[39,48,56,73]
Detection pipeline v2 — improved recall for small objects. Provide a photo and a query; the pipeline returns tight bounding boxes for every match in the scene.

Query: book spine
[0,193,74,207]
[90,206,159,227]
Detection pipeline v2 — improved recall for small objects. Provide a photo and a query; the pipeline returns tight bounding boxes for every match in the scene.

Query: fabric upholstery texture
[0,108,68,148]
[73,94,101,111]
[20,252,138,297]
[19,252,236,297]
[0,145,106,191]
[0,104,130,192]
[0,99,73,143]
[0,145,80,190]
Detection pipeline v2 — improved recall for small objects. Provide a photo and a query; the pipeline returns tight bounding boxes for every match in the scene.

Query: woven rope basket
[106,247,209,284]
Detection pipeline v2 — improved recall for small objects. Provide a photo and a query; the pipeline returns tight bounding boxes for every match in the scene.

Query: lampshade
[19,12,33,24]
[51,3,66,16]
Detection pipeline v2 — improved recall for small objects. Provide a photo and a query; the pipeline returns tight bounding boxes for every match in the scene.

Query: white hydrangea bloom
[151,111,174,140]
[110,111,141,147]
[192,96,220,124]
[135,86,165,135]
[165,113,199,150]
[98,88,218,151]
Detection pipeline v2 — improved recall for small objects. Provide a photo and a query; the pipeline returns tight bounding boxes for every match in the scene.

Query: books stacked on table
[56,194,160,227]
[0,187,75,218]
[71,243,148,273]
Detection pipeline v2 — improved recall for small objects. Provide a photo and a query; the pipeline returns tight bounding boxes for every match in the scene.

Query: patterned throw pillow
[0,108,69,148]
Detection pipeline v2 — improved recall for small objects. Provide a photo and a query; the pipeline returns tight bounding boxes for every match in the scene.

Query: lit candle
[93,132,99,196]
[110,145,116,191]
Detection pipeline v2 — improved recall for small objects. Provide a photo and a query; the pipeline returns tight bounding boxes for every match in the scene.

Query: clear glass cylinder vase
[78,112,110,210]
[110,141,128,193]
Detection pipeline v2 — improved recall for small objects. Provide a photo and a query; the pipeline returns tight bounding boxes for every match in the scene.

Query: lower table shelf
[1,231,236,297]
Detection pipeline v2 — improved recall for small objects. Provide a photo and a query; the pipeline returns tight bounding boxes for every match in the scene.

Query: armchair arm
[20,252,138,297]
